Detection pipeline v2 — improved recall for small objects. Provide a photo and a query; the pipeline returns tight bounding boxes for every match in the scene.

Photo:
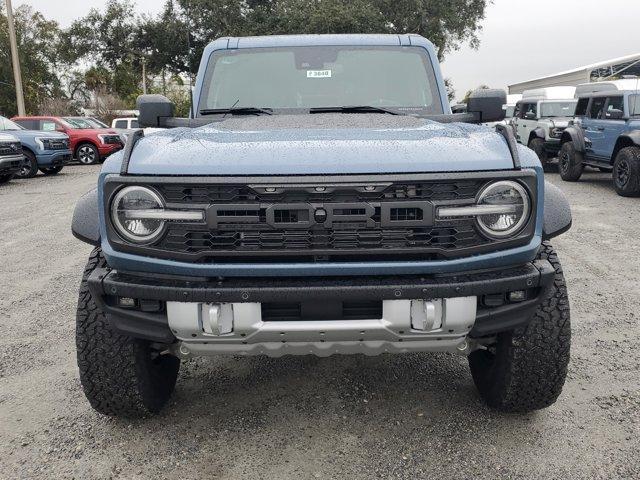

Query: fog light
[118,297,137,308]
[410,299,442,331]
[508,290,527,302]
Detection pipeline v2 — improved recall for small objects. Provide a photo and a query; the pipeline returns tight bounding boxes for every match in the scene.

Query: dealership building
[508,53,640,94]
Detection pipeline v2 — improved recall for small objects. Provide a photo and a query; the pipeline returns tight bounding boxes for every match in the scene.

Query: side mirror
[467,89,507,123]
[137,94,175,128]
[524,112,536,120]
[606,109,624,120]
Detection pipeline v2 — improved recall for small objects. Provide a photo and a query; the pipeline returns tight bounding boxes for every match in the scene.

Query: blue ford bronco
[559,80,640,196]
[72,34,573,418]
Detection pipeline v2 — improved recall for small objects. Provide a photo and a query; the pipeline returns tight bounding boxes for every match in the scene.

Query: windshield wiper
[199,107,273,116]
[309,105,403,116]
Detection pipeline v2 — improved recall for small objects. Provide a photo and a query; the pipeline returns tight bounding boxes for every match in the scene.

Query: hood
[8,129,68,141]
[125,114,515,175]
[0,133,19,143]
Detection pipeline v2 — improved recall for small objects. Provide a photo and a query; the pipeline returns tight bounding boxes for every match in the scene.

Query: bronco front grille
[105,173,537,263]
[48,139,69,150]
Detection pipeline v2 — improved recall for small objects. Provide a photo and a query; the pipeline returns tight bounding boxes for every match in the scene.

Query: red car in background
[11,116,124,165]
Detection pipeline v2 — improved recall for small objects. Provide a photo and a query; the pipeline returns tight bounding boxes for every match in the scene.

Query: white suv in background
[111,118,139,129]
[513,87,577,170]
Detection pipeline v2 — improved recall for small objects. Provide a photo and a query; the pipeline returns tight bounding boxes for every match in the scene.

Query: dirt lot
[0,164,638,479]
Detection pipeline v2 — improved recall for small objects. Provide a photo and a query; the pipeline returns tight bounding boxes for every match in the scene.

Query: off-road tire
[613,146,640,197]
[528,137,553,172]
[468,241,570,413]
[17,150,38,178]
[0,173,14,184]
[40,165,63,175]
[76,248,180,417]
[558,141,583,181]
[76,142,99,165]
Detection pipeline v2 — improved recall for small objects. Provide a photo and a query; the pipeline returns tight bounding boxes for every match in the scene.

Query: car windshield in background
[198,46,443,114]
[63,117,93,129]
[540,101,577,117]
[0,116,24,131]
[72,117,108,128]
[88,118,109,128]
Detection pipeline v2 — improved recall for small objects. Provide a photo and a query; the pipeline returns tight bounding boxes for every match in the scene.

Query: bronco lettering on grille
[206,201,434,229]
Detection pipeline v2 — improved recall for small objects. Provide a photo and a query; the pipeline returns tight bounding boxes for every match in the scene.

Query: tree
[0,4,64,115]
[171,0,489,67]
[60,0,144,104]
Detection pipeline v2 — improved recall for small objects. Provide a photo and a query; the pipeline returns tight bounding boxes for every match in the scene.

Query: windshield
[78,117,108,128]
[0,116,24,131]
[540,101,577,117]
[63,117,93,129]
[198,46,443,114]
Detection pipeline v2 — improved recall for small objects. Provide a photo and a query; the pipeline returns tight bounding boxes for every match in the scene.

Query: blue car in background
[0,115,72,178]
[559,80,640,196]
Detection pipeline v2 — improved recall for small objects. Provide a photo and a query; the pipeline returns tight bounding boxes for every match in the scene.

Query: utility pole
[142,58,147,95]
[5,0,25,116]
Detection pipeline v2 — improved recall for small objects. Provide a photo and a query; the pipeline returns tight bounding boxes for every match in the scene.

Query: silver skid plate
[167,297,477,357]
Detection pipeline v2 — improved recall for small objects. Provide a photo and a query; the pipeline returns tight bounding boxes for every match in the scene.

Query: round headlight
[476,181,530,238]
[111,186,165,243]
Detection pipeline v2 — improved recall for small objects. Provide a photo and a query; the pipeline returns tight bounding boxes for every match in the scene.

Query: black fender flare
[72,188,101,246]
[542,181,572,240]
[611,130,640,160]
[559,126,586,153]
[528,127,546,144]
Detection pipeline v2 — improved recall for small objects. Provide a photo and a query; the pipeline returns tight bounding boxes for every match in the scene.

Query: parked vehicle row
[506,81,640,197]
[12,116,124,166]
[0,116,71,178]
[0,114,127,185]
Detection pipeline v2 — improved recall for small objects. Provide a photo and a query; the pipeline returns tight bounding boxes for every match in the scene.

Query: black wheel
[40,165,63,175]
[76,143,99,165]
[0,173,14,184]
[613,146,640,197]
[16,150,38,178]
[558,141,583,181]
[76,248,180,418]
[469,242,570,413]
[528,137,554,172]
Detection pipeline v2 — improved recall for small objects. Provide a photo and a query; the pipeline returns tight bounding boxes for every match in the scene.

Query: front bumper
[36,150,72,167]
[88,259,555,356]
[98,143,123,158]
[0,154,24,174]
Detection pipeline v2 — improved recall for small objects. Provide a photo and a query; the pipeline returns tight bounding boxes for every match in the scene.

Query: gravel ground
[0,164,638,480]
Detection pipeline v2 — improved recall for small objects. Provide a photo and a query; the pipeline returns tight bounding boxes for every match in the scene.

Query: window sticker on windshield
[307,70,332,78]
